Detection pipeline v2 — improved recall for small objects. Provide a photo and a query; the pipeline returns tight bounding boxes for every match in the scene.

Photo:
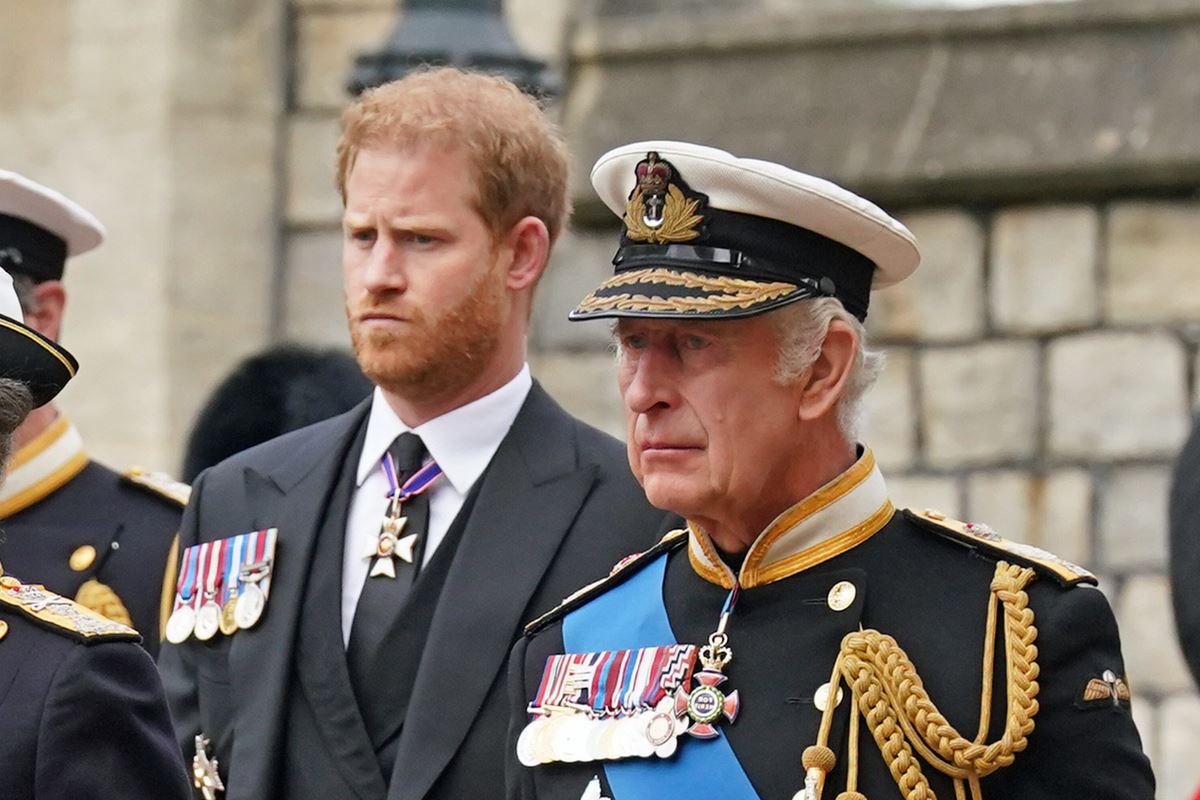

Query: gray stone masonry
[868,211,985,343]
[991,205,1100,334]
[1106,202,1200,325]
[918,342,1039,468]
[1048,331,1188,461]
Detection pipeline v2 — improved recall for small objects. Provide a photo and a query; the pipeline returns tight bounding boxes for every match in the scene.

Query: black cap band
[616,206,877,320]
[0,213,68,282]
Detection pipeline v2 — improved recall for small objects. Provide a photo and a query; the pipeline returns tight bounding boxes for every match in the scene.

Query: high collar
[355,364,533,494]
[687,447,893,589]
[0,415,88,517]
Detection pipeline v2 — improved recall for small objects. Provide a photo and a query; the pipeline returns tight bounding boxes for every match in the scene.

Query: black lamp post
[346,0,560,97]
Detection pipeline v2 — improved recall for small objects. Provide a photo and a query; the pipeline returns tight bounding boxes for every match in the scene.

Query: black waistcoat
[281,423,484,799]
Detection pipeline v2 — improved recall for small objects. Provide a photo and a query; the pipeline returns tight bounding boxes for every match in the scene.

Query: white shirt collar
[355,365,533,494]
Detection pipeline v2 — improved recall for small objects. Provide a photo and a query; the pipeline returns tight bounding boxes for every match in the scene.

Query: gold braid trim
[575,268,797,315]
[803,562,1039,800]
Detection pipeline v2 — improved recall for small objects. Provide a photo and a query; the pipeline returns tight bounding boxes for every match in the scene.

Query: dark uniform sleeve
[983,583,1155,799]
[35,640,192,798]
[156,469,207,761]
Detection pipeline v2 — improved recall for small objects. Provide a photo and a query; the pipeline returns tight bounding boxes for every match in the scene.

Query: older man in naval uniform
[0,170,186,656]
[507,142,1154,800]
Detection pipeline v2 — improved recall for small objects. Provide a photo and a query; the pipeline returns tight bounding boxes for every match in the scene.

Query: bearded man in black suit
[158,67,671,800]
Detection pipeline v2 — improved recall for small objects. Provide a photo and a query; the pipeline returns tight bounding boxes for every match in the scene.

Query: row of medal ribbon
[517,644,698,767]
[165,529,278,644]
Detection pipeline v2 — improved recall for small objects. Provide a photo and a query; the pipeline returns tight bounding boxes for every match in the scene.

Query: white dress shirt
[340,365,533,645]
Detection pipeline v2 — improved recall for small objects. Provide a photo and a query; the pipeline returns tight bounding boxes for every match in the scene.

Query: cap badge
[623,152,705,245]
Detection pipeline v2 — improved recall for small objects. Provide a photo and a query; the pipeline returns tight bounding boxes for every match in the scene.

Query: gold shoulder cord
[800,561,1039,800]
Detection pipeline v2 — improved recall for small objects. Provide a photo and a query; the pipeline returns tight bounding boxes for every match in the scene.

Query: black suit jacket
[159,383,675,800]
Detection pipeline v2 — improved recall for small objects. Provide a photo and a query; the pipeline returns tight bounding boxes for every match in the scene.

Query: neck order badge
[366,452,443,579]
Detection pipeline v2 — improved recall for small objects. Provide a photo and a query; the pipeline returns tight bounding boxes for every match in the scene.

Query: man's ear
[25,280,66,343]
[797,319,858,423]
[502,216,550,292]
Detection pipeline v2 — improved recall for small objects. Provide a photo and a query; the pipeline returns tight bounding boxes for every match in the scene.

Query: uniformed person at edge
[0,170,186,656]
[0,266,191,798]
[507,142,1155,800]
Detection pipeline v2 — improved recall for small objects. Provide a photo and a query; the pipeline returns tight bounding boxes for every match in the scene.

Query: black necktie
[347,432,431,699]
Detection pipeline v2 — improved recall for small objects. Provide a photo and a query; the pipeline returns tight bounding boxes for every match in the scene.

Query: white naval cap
[0,170,106,282]
[571,141,920,322]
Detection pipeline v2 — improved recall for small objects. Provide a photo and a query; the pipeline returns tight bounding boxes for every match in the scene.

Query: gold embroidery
[575,267,797,315]
[624,185,704,244]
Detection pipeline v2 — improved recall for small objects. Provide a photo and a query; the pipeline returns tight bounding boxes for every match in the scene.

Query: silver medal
[165,604,196,644]
[194,601,222,641]
[517,717,547,767]
[234,582,266,629]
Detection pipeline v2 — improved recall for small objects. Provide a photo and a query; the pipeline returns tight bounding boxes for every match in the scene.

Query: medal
[194,539,226,641]
[234,528,277,630]
[219,598,239,636]
[674,585,742,739]
[195,602,221,640]
[517,714,548,767]
[192,734,225,800]
[165,543,201,644]
[166,604,196,644]
[234,581,265,629]
[366,453,442,579]
[218,534,243,635]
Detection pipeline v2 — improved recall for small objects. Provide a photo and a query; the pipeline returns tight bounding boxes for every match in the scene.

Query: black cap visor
[0,314,78,407]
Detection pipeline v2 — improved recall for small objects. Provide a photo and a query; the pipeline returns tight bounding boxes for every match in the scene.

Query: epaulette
[906,508,1097,588]
[524,528,689,637]
[122,466,191,507]
[0,574,140,643]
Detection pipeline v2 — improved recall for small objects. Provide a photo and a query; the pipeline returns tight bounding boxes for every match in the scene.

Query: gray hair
[769,297,884,443]
[0,378,34,474]
[11,273,39,316]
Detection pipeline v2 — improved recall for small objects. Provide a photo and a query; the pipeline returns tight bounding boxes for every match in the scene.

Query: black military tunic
[0,568,191,798]
[0,417,185,656]
[508,451,1154,800]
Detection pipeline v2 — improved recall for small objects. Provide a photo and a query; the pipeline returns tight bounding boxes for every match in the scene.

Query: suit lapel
[386,385,599,800]
[225,401,372,800]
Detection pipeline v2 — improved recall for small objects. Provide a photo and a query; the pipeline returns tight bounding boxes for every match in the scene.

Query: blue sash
[562,553,761,800]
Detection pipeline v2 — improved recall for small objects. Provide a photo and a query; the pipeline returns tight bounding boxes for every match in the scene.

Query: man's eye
[348,229,375,244]
[682,335,708,350]
[621,335,647,351]
[403,232,436,245]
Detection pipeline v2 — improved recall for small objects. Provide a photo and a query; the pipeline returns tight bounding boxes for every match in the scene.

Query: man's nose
[361,238,407,294]
[621,347,678,414]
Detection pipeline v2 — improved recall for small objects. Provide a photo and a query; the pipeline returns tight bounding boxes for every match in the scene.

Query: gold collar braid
[800,561,1040,800]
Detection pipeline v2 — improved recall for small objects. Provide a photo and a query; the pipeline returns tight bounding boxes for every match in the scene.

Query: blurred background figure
[181,344,372,482]
[1170,422,1200,689]
[0,170,185,656]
